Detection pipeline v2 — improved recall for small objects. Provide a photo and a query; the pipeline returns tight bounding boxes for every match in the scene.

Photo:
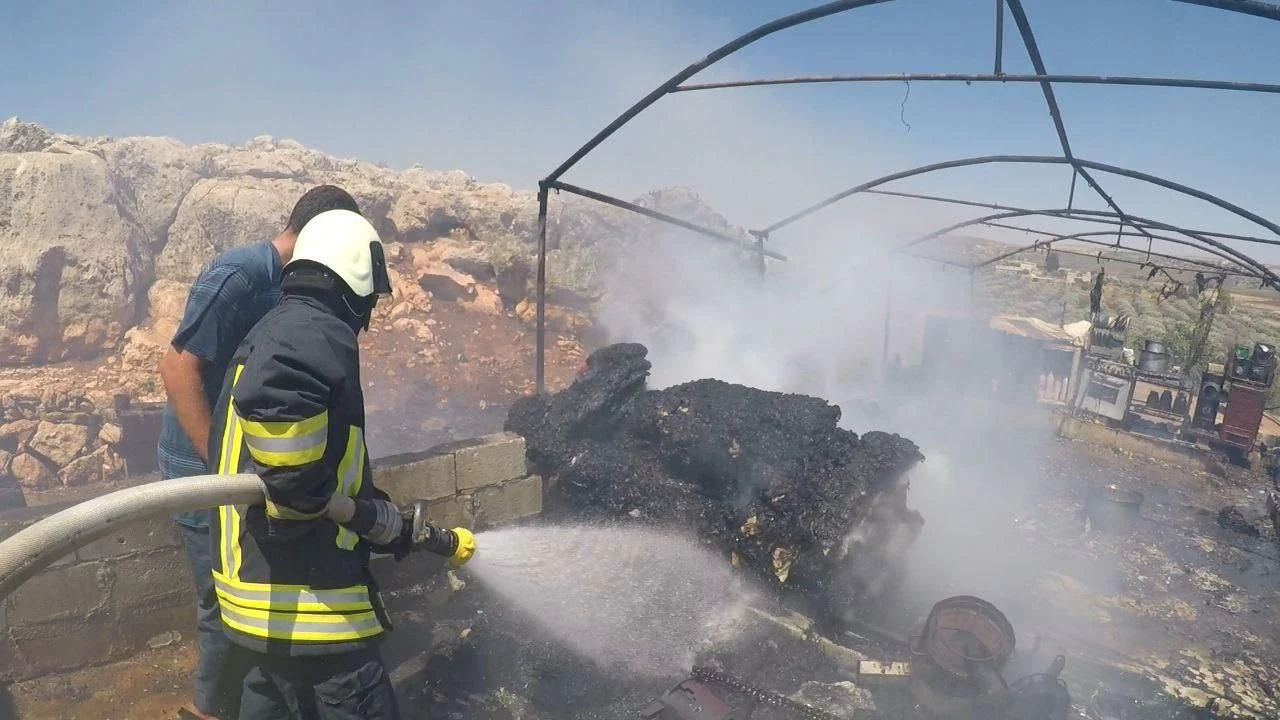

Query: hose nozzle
[403,500,475,567]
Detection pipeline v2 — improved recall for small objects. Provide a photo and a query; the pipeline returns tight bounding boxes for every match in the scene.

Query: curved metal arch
[532,0,1280,391]
[673,73,1280,95]
[976,228,1267,278]
[542,0,893,185]
[544,0,1280,185]
[899,208,1280,287]
[862,189,1280,246]
[762,155,1280,237]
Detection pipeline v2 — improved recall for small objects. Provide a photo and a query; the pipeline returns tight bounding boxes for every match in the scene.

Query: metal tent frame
[530,0,1280,391]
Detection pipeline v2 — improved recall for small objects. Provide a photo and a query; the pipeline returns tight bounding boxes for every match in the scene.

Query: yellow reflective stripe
[227,365,246,579]
[335,427,365,551]
[238,411,328,468]
[239,411,329,439]
[212,571,372,612]
[220,602,383,642]
[216,365,246,577]
[264,499,326,521]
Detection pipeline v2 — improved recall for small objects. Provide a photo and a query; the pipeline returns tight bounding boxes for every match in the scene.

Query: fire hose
[0,474,465,602]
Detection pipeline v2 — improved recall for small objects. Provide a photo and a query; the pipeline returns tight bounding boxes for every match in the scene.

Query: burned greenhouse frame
[530,0,1280,392]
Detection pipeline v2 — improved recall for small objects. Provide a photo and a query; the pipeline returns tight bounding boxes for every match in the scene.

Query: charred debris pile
[505,343,925,609]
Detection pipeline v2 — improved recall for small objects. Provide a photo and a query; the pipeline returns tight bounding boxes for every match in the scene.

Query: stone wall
[0,393,149,503]
[0,432,541,682]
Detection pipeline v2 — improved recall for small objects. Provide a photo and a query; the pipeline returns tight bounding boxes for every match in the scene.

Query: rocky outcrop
[0,392,129,491]
[0,118,741,368]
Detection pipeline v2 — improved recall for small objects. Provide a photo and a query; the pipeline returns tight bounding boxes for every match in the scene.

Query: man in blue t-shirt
[158,185,361,719]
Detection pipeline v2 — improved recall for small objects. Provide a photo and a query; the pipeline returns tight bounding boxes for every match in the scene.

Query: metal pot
[915,596,1016,678]
[1085,484,1144,534]
[1138,346,1169,373]
[1144,340,1167,355]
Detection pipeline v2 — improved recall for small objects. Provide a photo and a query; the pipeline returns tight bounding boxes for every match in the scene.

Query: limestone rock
[0,448,12,475]
[0,117,57,153]
[98,423,123,445]
[59,445,126,487]
[10,453,55,490]
[469,285,503,315]
[101,136,210,243]
[0,120,731,374]
[28,421,92,466]
[0,147,148,364]
[59,451,102,487]
[0,419,40,451]
[158,176,305,282]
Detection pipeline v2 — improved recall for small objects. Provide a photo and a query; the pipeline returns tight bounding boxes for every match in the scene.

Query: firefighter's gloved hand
[449,527,476,568]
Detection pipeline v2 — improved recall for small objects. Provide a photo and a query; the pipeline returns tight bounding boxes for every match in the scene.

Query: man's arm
[159,348,212,462]
[162,266,248,463]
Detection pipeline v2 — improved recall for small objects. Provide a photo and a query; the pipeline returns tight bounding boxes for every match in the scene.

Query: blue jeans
[162,449,239,716]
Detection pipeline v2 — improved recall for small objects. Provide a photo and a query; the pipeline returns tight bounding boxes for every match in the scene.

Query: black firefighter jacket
[208,293,390,657]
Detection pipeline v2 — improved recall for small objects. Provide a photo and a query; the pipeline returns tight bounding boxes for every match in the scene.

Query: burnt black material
[507,343,924,606]
[1216,506,1261,538]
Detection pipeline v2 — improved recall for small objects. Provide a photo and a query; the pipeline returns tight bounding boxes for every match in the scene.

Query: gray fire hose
[0,473,265,602]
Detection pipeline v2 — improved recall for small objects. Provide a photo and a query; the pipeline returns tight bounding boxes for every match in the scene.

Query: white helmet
[286,209,390,298]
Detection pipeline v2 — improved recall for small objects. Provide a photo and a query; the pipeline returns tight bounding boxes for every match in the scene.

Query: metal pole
[1067,169,1078,210]
[882,267,893,369]
[534,185,549,395]
[753,232,767,279]
[969,269,977,316]
[672,73,1280,95]
[994,0,1005,75]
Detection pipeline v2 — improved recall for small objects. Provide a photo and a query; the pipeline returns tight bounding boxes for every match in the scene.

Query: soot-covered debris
[1216,506,1261,537]
[506,343,925,608]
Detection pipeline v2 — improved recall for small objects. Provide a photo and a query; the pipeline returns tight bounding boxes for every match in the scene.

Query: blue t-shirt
[158,242,282,496]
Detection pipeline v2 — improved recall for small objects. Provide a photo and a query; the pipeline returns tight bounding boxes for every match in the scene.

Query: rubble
[505,343,924,609]
[1216,505,1261,537]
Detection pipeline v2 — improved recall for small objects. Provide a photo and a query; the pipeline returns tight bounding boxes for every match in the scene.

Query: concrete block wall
[0,432,541,682]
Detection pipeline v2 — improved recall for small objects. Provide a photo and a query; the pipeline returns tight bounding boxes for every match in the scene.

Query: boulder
[59,445,126,487]
[0,146,148,364]
[10,453,55,490]
[469,285,504,315]
[28,421,92,466]
[0,419,39,452]
[59,451,102,487]
[100,136,210,243]
[158,176,306,283]
[0,448,12,475]
[98,423,123,446]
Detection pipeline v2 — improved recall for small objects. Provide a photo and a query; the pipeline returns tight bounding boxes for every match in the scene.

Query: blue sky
[3,0,1278,261]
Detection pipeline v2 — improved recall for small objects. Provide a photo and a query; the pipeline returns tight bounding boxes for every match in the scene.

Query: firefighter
[207,208,475,719]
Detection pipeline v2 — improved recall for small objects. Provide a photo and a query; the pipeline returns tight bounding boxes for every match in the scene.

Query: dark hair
[285,185,361,235]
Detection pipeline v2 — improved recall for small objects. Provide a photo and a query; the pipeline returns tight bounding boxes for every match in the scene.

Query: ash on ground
[505,342,925,615]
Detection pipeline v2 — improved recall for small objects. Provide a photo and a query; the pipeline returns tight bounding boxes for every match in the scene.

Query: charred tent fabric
[505,343,924,608]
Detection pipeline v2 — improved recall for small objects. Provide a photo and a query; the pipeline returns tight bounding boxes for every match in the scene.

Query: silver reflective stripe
[214,578,369,608]
[243,426,327,455]
[221,603,382,639]
[221,506,237,577]
[338,427,363,497]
